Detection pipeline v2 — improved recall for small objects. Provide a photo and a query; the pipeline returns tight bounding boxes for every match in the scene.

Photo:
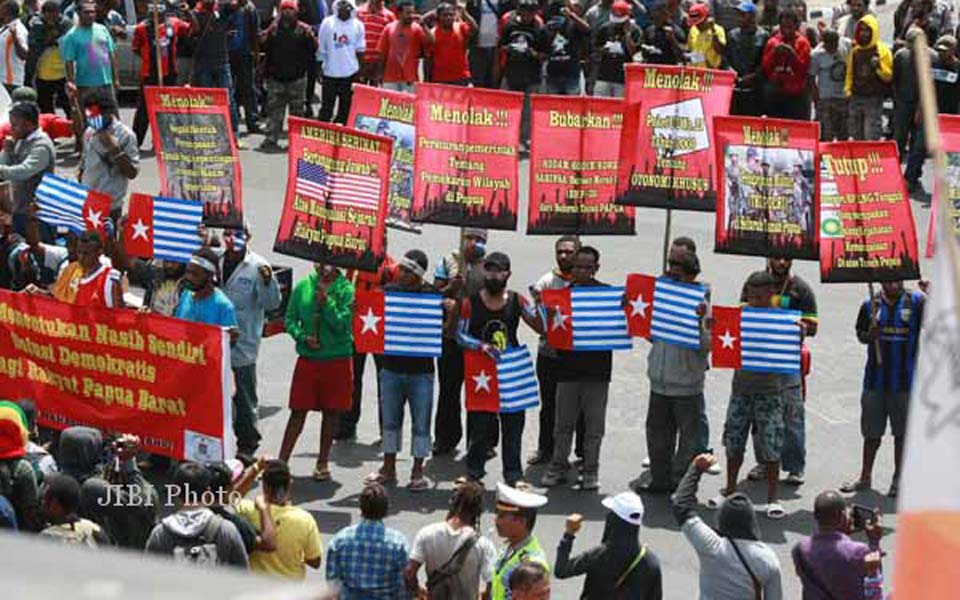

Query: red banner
[145,87,243,229]
[819,141,920,283]
[616,65,735,211]
[928,114,960,257]
[527,95,634,235]
[348,85,421,234]
[625,273,654,338]
[273,118,390,272]
[0,291,231,461]
[412,83,523,230]
[714,116,820,260]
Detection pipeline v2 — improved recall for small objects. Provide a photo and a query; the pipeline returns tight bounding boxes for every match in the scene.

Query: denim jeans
[544,75,581,96]
[193,63,240,134]
[466,410,525,484]
[380,369,434,458]
[232,364,261,454]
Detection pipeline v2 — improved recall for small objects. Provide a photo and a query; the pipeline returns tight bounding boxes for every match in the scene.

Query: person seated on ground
[39,473,111,547]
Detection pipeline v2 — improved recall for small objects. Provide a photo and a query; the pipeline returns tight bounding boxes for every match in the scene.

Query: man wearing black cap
[498,0,547,151]
[456,251,544,486]
[0,101,55,240]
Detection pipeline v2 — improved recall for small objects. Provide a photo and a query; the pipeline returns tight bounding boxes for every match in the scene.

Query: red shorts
[288,356,354,412]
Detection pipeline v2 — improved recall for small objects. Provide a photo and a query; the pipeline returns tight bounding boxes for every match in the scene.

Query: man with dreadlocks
[405,479,498,598]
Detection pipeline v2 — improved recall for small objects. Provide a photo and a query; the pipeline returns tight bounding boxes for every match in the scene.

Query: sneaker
[258,139,280,152]
[486,447,498,460]
[747,464,766,481]
[235,139,246,150]
[784,472,805,485]
[540,470,564,487]
[642,456,650,468]
[527,451,551,466]
[706,462,722,476]
[572,474,599,491]
[432,444,456,457]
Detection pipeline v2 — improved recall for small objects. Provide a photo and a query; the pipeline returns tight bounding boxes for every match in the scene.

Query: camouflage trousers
[264,77,307,144]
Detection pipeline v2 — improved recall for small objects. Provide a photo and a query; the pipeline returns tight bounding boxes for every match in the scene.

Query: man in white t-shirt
[405,480,497,598]
[0,1,28,91]
[317,0,366,124]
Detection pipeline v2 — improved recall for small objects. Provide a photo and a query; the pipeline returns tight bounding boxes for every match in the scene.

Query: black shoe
[486,447,498,460]
[235,451,256,467]
[527,451,550,466]
[432,444,456,456]
[334,429,356,441]
[246,123,261,134]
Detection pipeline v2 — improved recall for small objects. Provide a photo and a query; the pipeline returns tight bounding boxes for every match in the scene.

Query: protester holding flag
[363,249,439,491]
[279,262,355,481]
[841,280,923,498]
[78,89,139,224]
[725,1,768,116]
[71,230,124,309]
[457,251,544,487]
[173,247,238,337]
[0,102,56,239]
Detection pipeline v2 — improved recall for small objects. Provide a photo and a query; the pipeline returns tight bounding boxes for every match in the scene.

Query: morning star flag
[624,274,706,349]
[464,346,539,413]
[296,160,381,211]
[353,289,443,357]
[35,174,112,234]
[541,286,632,351]
[711,306,801,373]
[124,193,204,263]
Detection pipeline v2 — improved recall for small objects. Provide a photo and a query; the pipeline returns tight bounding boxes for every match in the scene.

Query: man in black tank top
[456,251,544,486]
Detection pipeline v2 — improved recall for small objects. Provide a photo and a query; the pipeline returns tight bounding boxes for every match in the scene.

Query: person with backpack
[145,462,249,568]
[39,473,111,548]
[405,480,498,598]
[554,491,663,599]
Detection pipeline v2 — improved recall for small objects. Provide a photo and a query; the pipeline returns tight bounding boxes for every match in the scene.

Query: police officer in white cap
[554,491,663,598]
[492,482,550,600]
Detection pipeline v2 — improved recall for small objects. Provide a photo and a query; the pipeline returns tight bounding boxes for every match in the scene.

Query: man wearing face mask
[456,251,544,487]
[173,247,239,343]
[78,88,139,225]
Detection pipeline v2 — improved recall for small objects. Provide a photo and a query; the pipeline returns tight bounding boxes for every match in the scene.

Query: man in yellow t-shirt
[686,3,727,69]
[28,1,73,114]
[236,460,322,580]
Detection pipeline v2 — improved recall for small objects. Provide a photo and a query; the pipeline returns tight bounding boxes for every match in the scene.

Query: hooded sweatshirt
[647,283,711,396]
[845,15,892,98]
[145,507,249,567]
[554,511,663,599]
[318,0,366,78]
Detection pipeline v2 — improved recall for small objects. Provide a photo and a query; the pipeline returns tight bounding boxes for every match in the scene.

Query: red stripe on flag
[625,273,655,338]
[711,305,742,369]
[124,193,155,259]
[464,349,500,413]
[353,288,386,354]
[541,288,574,351]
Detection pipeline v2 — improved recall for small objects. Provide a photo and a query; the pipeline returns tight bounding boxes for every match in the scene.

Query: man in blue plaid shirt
[326,483,411,598]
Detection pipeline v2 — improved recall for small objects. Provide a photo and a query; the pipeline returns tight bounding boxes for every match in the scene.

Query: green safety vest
[492,535,550,600]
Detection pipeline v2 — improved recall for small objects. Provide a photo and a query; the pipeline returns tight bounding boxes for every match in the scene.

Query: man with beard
[173,248,239,344]
[456,251,544,487]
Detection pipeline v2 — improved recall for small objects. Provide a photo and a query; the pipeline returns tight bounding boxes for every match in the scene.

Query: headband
[190,255,218,274]
[398,256,426,278]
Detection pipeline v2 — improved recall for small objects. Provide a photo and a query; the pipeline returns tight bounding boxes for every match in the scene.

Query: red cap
[611,0,632,17]
[687,2,709,26]
[280,0,298,10]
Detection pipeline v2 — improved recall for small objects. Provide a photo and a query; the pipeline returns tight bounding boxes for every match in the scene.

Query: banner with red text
[145,86,243,229]
[412,83,522,230]
[0,291,231,461]
[819,141,920,282]
[927,114,960,257]
[527,95,634,235]
[273,118,390,272]
[616,65,735,211]
[714,116,820,260]
[348,85,420,233]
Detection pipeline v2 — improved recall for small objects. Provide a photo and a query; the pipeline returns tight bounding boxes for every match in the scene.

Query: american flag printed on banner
[125,193,204,263]
[353,289,443,357]
[543,286,633,351]
[464,345,540,413]
[651,277,707,350]
[712,306,802,374]
[295,159,381,211]
[35,173,112,234]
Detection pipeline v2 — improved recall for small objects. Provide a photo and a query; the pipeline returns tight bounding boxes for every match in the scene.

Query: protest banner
[927,114,960,256]
[412,83,522,230]
[819,141,920,283]
[616,65,735,211]
[527,95,634,235]
[348,85,421,233]
[145,86,243,229]
[273,118,391,272]
[714,116,820,260]
[0,290,232,461]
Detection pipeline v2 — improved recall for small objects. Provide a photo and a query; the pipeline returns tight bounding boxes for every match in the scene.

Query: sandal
[766,503,786,520]
[840,478,871,493]
[312,467,331,481]
[407,475,431,492]
[706,494,726,510]
[364,470,397,485]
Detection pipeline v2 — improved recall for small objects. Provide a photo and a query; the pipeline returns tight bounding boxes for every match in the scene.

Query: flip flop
[766,503,787,520]
[840,479,871,493]
[407,476,431,492]
[312,467,331,482]
[363,471,397,485]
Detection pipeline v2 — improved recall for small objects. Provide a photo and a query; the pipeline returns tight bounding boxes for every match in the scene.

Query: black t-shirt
[380,282,438,375]
[642,23,685,65]
[192,6,237,67]
[555,280,613,383]
[545,20,586,79]
[467,291,522,351]
[594,21,641,83]
[500,18,548,89]
[934,58,960,115]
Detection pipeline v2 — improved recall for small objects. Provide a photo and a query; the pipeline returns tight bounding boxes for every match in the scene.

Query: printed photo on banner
[714,117,819,260]
[273,118,390,272]
[527,95,635,236]
[144,87,244,229]
[412,83,522,230]
[819,141,920,283]
[927,114,960,257]
[615,65,735,211]
[348,85,421,234]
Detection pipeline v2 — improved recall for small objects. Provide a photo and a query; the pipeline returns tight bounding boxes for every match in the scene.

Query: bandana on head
[190,255,218,274]
[398,256,425,278]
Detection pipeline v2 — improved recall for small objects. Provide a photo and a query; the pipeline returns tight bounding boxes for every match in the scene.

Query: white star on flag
[86,208,102,230]
[719,329,737,349]
[132,218,150,241]
[359,307,381,334]
[472,370,492,393]
[551,310,569,331]
[630,294,650,318]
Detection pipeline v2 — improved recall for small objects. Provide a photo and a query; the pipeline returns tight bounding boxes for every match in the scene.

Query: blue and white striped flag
[355,289,443,357]
[543,285,633,351]
[125,193,204,263]
[36,173,112,234]
[496,346,539,413]
[651,277,707,349]
[741,307,802,374]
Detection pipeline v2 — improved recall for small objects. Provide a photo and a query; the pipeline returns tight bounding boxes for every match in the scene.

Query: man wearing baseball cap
[933,34,960,115]
[554,491,663,597]
[686,2,726,68]
[592,0,641,97]
[492,482,550,600]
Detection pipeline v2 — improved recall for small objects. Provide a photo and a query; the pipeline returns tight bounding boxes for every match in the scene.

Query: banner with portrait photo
[927,114,960,256]
[714,116,820,260]
[145,86,243,229]
[819,141,920,283]
[616,65,735,211]
[412,83,522,230]
[273,118,390,272]
[348,85,420,233]
[527,95,634,235]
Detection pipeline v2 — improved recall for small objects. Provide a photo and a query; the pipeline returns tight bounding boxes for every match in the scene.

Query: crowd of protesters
[0,0,938,596]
